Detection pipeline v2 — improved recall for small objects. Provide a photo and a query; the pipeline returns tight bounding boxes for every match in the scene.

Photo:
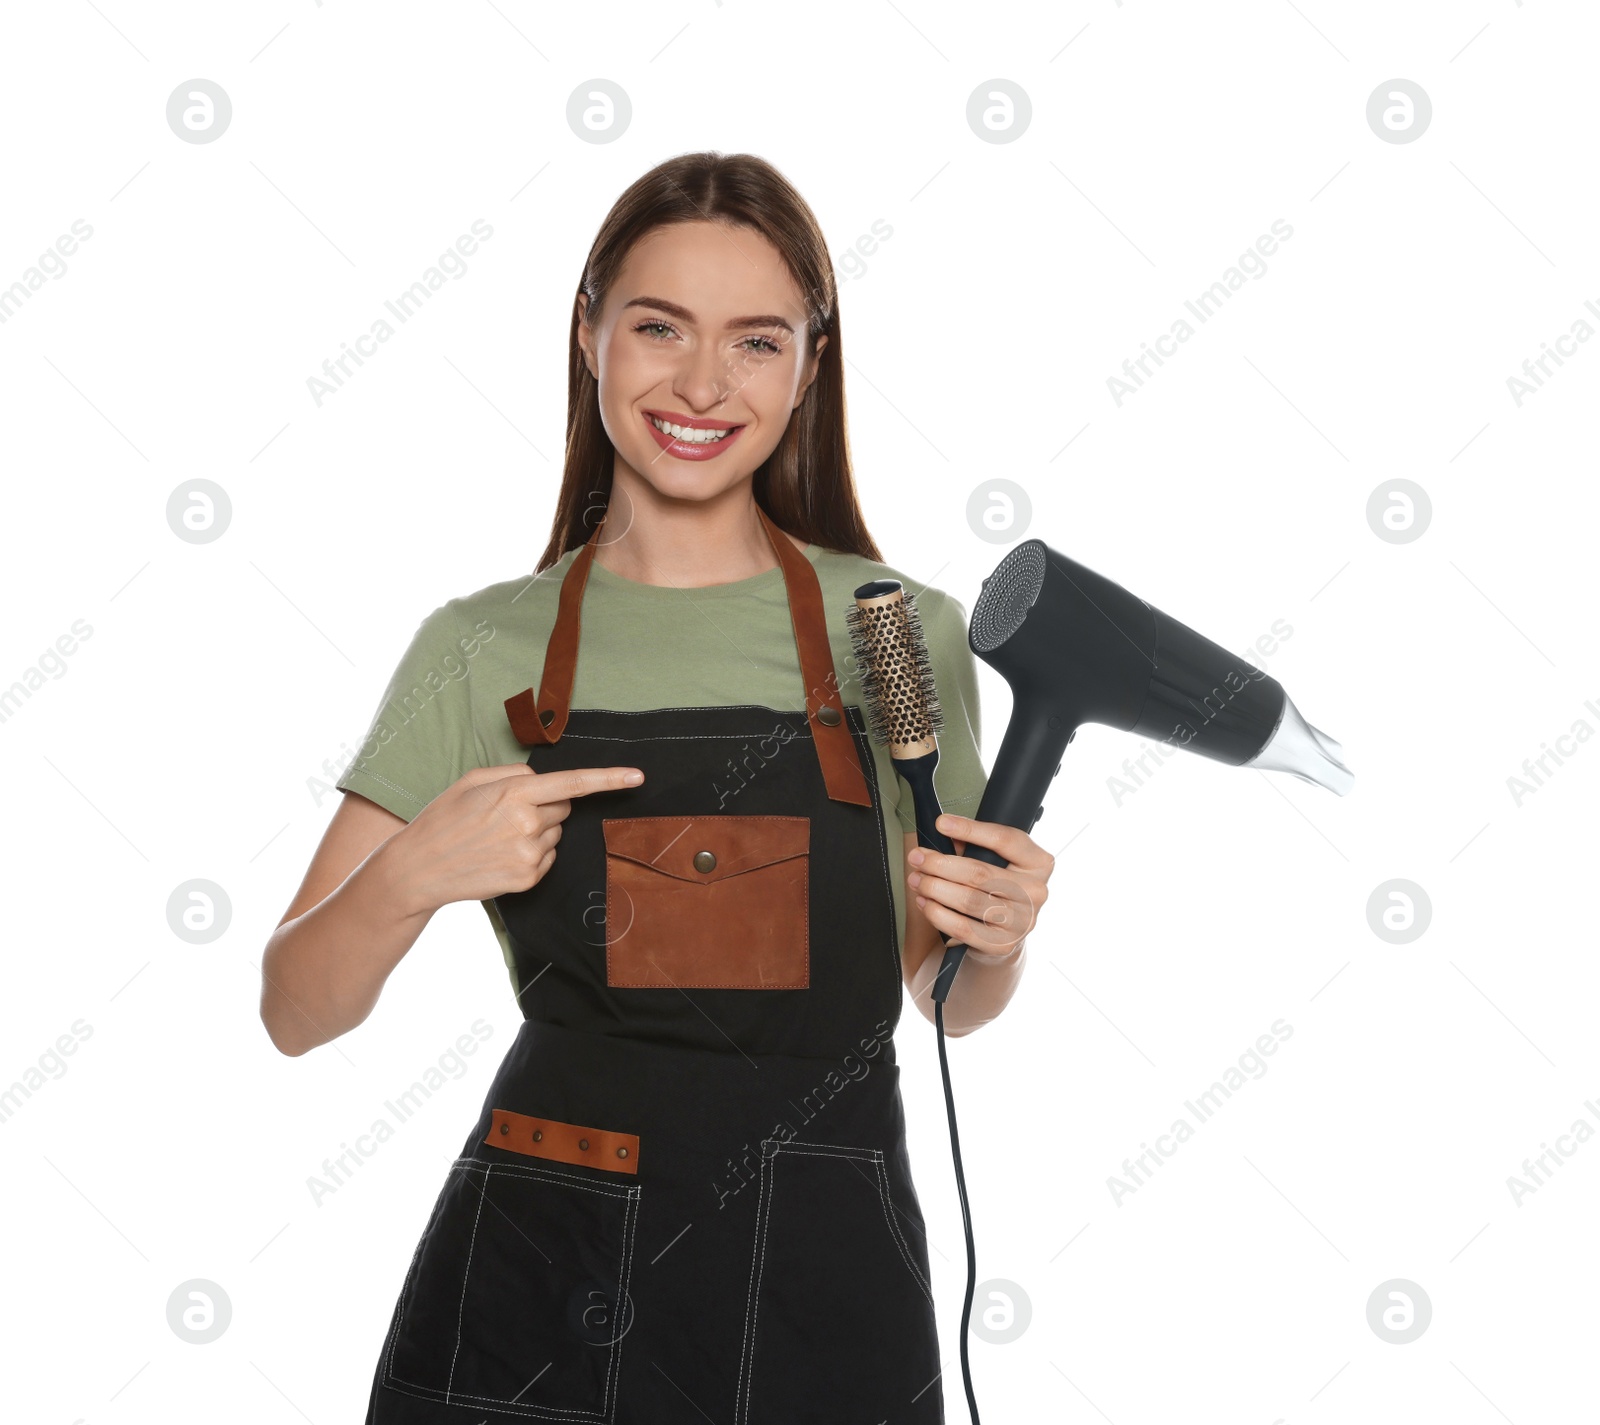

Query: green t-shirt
[335,538,989,997]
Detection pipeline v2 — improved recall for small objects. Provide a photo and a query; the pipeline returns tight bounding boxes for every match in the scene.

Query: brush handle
[896,750,956,858]
[908,780,1004,1017]
[892,750,986,1006]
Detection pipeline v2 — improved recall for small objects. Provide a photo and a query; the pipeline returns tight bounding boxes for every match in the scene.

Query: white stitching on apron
[445,1163,491,1400]
[769,1144,932,1303]
[734,1137,936,1422]
[381,1157,642,1420]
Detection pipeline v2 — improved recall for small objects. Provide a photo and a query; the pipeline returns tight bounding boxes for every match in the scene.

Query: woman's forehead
[615,222,807,321]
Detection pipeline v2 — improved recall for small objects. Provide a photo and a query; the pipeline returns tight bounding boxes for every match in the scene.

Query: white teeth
[650,415,735,444]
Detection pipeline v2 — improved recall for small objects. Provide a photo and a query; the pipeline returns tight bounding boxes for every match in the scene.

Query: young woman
[263,151,1055,1424]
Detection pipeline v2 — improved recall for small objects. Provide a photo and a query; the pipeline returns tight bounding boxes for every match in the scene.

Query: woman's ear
[576,292,599,380]
[793,333,827,409]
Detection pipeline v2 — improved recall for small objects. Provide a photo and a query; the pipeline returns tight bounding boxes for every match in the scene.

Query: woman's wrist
[962,934,1026,968]
[370,826,439,924]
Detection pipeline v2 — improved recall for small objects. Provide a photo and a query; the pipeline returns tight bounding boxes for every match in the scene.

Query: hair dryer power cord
[933,947,981,1425]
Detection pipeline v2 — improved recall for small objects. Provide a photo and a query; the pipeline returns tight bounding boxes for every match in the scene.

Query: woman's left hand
[906,812,1054,962]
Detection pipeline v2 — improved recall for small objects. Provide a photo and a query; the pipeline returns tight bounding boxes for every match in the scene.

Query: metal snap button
[538,707,555,727]
[499,1122,509,1135]
[616,1146,629,1159]
[693,850,717,873]
[532,1129,543,1141]
[817,704,841,726]
[578,1138,590,1151]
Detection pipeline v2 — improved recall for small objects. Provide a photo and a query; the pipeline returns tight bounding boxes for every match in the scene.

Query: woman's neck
[591,482,806,589]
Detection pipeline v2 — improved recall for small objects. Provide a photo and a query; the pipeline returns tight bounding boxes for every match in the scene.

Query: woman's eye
[633,321,779,356]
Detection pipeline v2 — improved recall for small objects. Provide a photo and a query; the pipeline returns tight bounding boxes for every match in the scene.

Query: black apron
[365,505,944,1424]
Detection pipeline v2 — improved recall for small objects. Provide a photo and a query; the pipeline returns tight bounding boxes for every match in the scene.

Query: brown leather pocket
[602,815,809,989]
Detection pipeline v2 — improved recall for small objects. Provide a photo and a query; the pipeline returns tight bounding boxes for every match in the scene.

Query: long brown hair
[534,151,883,574]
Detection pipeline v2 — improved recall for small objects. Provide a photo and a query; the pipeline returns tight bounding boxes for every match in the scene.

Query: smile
[649,415,736,443]
[641,410,747,461]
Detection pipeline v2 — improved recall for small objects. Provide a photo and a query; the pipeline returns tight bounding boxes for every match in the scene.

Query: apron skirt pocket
[602,814,810,989]
[380,1157,641,1420]
[734,1138,940,1423]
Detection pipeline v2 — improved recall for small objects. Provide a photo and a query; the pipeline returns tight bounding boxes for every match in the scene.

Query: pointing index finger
[525,766,645,802]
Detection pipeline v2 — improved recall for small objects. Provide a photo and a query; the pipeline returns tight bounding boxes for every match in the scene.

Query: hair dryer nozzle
[1245,694,1354,795]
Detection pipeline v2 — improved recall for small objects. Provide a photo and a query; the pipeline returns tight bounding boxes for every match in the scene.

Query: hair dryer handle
[930,712,1068,1002]
[967,700,1076,854]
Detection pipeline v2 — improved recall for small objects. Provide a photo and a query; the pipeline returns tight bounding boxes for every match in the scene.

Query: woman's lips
[641,411,747,462]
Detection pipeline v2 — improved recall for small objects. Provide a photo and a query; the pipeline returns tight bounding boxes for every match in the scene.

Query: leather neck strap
[504,503,871,808]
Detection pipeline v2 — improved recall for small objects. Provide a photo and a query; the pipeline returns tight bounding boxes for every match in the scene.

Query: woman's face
[577,220,827,501]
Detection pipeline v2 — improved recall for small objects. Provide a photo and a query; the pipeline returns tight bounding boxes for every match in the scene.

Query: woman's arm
[260,791,436,1057]
[899,825,1034,1036]
[261,763,646,1056]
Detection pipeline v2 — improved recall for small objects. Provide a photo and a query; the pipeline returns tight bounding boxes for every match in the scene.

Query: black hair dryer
[968,538,1352,843]
[931,538,1351,998]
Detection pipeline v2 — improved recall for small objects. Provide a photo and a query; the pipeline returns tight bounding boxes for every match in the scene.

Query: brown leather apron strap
[504,516,602,748]
[755,504,872,807]
[504,504,871,807]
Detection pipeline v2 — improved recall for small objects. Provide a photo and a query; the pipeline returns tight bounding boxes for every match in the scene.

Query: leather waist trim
[485,1107,640,1176]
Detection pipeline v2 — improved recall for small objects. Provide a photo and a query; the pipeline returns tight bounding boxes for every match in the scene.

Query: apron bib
[365,506,943,1424]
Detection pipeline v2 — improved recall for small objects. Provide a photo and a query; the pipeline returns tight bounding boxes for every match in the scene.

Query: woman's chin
[618,453,758,499]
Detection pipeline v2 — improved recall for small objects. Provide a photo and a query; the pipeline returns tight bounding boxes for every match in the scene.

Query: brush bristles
[845,588,946,753]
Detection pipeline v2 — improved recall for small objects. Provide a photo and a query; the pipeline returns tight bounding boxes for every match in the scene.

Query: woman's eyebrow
[622,295,794,334]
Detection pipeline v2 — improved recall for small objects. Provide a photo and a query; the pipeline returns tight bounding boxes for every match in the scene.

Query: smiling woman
[265,151,1016,1425]
[564,215,842,577]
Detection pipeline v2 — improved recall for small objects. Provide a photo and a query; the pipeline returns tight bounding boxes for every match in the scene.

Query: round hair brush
[846,576,986,1425]
[845,579,979,998]
[844,580,957,859]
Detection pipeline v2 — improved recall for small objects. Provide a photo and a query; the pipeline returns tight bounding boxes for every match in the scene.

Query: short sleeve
[894,587,988,833]
[335,598,484,822]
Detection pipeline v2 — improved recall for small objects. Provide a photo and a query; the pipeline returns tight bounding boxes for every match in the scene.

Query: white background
[2,1,1595,1422]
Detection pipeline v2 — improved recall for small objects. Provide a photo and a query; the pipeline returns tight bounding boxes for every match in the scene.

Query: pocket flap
[602,815,809,886]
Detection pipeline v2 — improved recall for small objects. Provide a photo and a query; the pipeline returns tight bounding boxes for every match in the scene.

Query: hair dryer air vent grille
[970,541,1046,653]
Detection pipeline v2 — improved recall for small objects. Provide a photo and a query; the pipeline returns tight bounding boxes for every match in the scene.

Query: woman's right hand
[388,763,646,916]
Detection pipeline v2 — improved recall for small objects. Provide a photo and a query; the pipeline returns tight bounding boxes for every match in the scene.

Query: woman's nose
[672,342,738,411]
